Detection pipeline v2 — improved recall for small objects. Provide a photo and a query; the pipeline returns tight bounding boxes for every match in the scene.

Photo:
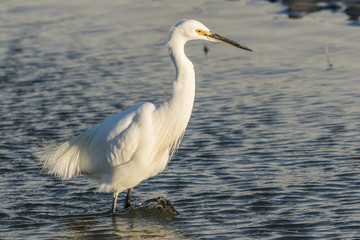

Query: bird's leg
[112,192,119,214]
[124,187,133,209]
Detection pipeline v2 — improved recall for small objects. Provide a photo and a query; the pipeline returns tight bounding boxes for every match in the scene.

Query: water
[1,0,360,239]
[271,0,360,20]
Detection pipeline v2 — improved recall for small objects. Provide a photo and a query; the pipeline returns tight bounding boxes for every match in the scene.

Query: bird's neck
[166,39,195,126]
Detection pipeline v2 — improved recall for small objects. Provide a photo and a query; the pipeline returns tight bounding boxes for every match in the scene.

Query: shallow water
[1,0,360,239]
[273,0,360,20]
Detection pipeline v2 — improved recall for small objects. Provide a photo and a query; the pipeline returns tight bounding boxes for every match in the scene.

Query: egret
[36,19,252,214]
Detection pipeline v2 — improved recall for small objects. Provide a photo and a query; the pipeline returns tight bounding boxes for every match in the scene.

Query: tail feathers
[35,140,82,179]
[35,130,93,179]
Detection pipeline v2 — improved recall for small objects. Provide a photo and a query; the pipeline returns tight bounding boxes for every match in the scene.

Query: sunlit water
[1,0,360,239]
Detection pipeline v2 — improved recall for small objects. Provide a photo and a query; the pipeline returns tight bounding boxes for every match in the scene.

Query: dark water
[1,0,360,239]
[271,0,360,20]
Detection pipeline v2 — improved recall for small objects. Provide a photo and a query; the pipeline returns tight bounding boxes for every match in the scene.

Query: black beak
[205,33,252,52]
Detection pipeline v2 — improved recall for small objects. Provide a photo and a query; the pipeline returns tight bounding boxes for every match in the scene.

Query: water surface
[1,0,360,239]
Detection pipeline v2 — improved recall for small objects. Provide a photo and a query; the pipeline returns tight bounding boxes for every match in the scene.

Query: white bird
[36,19,252,214]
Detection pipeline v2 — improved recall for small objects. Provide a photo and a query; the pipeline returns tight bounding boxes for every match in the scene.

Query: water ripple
[1,0,360,239]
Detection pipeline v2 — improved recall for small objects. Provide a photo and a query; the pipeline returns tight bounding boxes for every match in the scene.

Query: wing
[88,102,157,169]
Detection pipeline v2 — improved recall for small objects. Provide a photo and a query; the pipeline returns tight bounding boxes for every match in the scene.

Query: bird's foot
[124,201,131,209]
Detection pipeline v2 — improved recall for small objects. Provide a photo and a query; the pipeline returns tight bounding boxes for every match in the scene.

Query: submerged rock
[123,196,179,217]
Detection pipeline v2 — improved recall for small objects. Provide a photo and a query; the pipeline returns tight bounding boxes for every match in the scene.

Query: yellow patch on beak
[196,29,212,38]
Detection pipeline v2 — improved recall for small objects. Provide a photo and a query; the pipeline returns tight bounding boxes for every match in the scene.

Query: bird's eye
[196,29,202,34]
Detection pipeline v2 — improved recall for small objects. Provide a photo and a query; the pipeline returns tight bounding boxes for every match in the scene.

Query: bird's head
[168,19,252,52]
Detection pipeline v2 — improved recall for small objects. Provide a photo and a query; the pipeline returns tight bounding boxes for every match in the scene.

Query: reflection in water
[63,208,187,239]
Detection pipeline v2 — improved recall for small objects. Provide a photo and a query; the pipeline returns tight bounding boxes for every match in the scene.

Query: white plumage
[36,19,252,214]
